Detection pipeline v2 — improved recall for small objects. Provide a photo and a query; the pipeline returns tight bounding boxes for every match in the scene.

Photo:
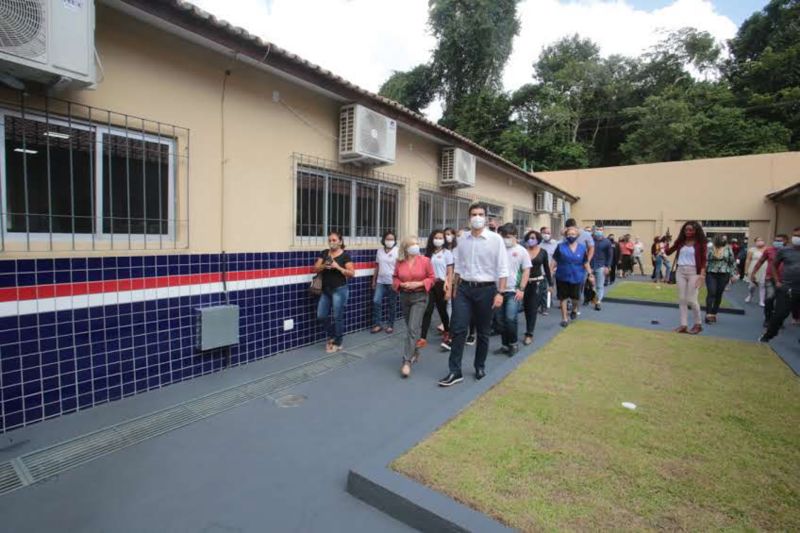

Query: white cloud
[188,0,738,120]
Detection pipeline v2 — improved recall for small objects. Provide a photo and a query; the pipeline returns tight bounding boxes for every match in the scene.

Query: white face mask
[384,240,395,248]
[792,236,800,247]
[432,238,445,248]
[503,237,514,248]
[470,216,486,230]
[407,245,421,256]
[541,233,551,242]
[445,235,454,243]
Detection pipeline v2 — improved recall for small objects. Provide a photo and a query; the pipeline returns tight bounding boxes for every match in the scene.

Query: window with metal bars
[594,220,632,227]
[513,209,531,237]
[1,108,181,248]
[295,166,400,244]
[417,190,472,238]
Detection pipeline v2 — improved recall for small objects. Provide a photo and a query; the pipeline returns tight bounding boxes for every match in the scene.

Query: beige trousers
[677,265,701,326]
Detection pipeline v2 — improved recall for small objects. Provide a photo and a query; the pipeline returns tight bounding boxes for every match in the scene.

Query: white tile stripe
[0,268,375,318]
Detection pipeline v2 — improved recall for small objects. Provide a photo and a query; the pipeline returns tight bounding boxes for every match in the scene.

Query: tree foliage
[378,64,436,114]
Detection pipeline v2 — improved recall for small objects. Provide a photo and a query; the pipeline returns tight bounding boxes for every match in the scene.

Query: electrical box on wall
[196,305,240,351]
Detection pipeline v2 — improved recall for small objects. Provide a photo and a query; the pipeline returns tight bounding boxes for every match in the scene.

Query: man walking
[495,224,531,356]
[439,202,509,387]
[590,226,614,310]
[760,227,800,342]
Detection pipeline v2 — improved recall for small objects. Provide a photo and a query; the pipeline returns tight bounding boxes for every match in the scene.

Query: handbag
[309,251,327,296]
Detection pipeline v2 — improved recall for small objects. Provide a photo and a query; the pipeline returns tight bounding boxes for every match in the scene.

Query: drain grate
[0,351,362,497]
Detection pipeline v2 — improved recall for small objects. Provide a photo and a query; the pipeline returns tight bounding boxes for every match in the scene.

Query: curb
[603,297,745,315]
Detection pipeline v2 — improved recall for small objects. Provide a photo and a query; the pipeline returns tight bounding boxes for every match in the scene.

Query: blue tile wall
[0,250,391,432]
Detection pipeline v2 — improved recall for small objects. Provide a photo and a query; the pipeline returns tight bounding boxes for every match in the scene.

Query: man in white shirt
[439,202,509,387]
[495,224,531,355]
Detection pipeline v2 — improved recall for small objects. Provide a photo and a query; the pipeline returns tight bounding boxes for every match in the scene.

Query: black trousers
[448,284,495,373]
[763,287,800,340]
[523,280,543,336]
[705,272,730,315]
[421,279,449,339]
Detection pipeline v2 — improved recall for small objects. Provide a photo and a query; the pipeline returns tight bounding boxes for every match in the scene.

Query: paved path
[0,278,794,532]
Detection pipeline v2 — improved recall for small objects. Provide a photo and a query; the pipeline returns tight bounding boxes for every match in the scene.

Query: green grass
[393,322,800,531]
[609,280,734,309]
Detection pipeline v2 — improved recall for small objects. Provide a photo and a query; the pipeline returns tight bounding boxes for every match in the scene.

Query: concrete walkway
[0,278,795,533]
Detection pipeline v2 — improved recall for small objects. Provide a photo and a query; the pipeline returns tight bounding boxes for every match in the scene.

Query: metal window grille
[700,220,748,228]
[595,220,633,227]
[550,215,563,238]
[534,192,546,212]
[513,209,531,237]
[292,154,405,247]
[417,186,510,240]
[0,94,189,252]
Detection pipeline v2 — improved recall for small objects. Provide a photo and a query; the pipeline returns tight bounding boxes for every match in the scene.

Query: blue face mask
[566,235,578,244]
[594,231,603,238]
[773,241,784,248]
[526,238,538,247]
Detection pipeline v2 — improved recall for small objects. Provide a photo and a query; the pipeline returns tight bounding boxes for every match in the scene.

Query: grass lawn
[393,322,800,531]
[609,280,734,309]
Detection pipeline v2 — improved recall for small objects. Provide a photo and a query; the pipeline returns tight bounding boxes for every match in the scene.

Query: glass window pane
[379,186,397,237]
[102,133,169,235]
[5,116,94,233]
[328,177,351,236]
[296,171,325,237]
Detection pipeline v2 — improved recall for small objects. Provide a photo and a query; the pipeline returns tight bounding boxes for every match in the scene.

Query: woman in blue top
[553,226,594,328]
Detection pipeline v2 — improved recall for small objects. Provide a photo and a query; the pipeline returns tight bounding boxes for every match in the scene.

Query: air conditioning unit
[536,191,554,213]
[0,0,96,89]
[440,147,475,188]
[339,104,396,166]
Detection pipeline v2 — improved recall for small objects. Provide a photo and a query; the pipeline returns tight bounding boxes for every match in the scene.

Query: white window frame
[0,108,177,245]
[294,165,400,246]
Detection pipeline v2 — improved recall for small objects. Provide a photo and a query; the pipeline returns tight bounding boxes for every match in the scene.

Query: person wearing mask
[538,226,558,314]
[522,230,552,346]
[760,227,800,343]
[371,231,398,334]
[495,224,532,356]
[665,221,707,334]
[705,235,736,324]
[744,238,768,306]
[553,226,594,328]
[314,231,355,353]
[651,235,662,282]
[751,234,790,326]
[590,226,614,311]
[420,230,454,350]
[730,238,741,262]
[659,236,673,283]
[439,227,459,335]
[620,235,635,278]
[439,202,509,387]
[564,219,595,310]
[392,236,436,378]
[607,234,620,285]
[632,237,645,275]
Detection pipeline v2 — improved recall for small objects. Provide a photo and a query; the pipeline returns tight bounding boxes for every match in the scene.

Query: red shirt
[392,256,435,293]
[761,246,783,281]
[621,242,634,256]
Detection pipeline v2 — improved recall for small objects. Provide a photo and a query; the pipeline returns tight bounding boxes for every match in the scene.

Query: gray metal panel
[196,305,239,351]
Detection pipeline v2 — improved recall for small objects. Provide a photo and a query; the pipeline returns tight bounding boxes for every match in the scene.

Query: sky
[188,0,767,120]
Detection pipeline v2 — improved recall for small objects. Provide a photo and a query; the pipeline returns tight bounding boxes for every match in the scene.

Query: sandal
[385,327,394,334]
[401,362,411,378]
[523,335,533,346]
[415,338,427,349]
[325,340,335,353]
[674,326,689,334]
[689,324,703,335]
[371,326,382,334]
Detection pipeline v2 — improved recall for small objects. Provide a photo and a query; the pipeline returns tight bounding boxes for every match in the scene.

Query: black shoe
[475,368,486,380]
[438,372,464,387]
[758,334,770,343]
[595,303,601,311]
[560,320,569,328]
[570,311,578,320]
[508,344,519,356]
[465,335,476,346]
[494,345,509,355]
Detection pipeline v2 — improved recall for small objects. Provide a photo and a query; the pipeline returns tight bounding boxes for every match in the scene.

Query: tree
[378,64,436,114]
[428,0,520,123]
[726,0,800,147]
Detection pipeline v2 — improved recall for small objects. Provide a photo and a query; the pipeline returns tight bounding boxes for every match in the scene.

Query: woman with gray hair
[392,235,436,378]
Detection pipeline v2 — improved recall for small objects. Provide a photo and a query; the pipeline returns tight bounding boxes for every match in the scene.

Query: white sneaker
[744,295,752,303]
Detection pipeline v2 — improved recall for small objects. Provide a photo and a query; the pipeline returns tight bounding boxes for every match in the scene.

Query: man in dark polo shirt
[760,227,800,342]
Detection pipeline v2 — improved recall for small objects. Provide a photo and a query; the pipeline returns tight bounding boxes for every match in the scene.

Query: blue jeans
[317,285,349,345]
[593,267,607,302]
[654,256,664,281]
[500,292,520,346]
[448,284,495,374]
[372,283,396,328]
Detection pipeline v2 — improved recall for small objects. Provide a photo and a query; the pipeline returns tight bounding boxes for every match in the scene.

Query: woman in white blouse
[371,231,398,334]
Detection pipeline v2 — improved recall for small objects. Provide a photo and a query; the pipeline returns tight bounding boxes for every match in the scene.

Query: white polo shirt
[453,228,510,283]
[375,246,398,285]
[504,243,533,292]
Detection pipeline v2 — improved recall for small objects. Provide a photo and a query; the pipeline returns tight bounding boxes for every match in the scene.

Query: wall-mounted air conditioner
[0,0,97,89]
[339,104,396,166]
[535,191,554,213]
[440,147,475,188]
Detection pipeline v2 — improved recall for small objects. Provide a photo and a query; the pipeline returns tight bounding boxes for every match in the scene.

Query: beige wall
[540,152,800,247]
[0,5,550,258]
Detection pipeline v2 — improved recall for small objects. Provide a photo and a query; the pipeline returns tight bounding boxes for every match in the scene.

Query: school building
[539,152,800,246]
[0,0,576,432]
